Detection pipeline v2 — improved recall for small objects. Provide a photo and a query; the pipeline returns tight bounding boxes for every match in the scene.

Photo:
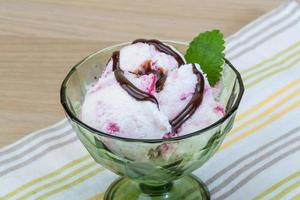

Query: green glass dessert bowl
[60,41,244,200]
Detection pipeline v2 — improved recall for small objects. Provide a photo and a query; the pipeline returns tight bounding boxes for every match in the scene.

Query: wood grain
[0,0,285,147]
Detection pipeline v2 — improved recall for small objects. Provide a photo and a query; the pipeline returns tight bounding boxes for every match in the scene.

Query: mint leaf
[185,30,225,86]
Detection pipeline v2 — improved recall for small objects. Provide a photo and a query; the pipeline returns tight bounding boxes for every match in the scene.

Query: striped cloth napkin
[1,0,300,199]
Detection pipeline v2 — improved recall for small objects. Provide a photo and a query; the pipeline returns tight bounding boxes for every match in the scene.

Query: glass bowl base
[104,175,210,200]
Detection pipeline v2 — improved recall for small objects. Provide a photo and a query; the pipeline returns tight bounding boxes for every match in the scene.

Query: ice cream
[81,39,225,139]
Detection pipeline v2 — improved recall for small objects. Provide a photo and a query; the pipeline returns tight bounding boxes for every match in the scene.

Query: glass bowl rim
[60,41,244,143]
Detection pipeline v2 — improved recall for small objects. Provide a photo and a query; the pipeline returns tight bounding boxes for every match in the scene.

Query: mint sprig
[185,30,225,86]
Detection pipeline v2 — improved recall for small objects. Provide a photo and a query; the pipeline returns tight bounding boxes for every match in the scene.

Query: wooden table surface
[0,0,285,148]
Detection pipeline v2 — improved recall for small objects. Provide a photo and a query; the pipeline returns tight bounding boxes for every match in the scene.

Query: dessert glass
[60,41,244,200]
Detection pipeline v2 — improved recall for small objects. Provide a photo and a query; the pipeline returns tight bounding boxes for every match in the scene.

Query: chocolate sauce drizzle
[132,39,185,66]
[112,51,159,106]
[132,39,185,92]
[156,74,167,92]
[110,40,204,131]
[131,60,166,92]
[169,64,205,131]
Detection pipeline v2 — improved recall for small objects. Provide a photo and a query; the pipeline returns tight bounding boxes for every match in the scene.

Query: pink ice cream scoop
[81,39,225,139]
